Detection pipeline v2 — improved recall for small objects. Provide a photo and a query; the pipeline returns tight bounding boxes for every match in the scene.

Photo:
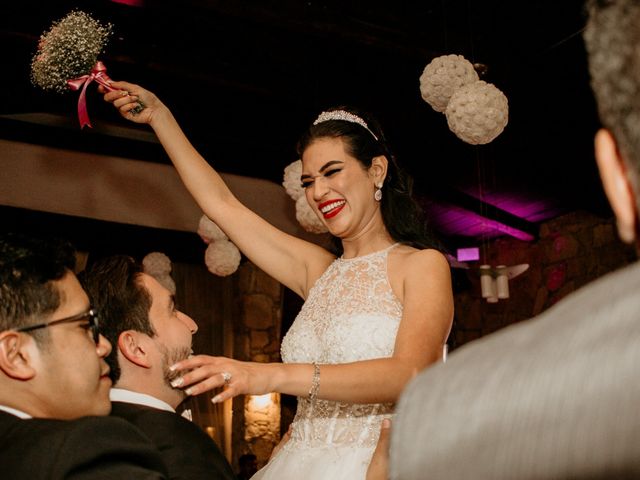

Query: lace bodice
[280,244,402,448]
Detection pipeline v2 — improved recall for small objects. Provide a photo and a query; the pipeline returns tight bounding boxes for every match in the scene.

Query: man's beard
[160,344,192,395]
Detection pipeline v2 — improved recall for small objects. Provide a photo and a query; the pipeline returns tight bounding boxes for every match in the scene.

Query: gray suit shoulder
[391,262,640,480]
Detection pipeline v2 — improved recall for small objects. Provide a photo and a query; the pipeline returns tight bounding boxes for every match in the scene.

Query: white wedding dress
[251,244,402,480]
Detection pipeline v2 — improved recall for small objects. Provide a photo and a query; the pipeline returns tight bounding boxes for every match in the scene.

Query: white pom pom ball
[156,275,176,295]
[283,160,304,201]
[295,196,328,234]
[197,214,227,243]
[445,80,509,145]
[419,54,479,113]
[205,240,241,276]
[142,252,172,275]
[142,252,176,294]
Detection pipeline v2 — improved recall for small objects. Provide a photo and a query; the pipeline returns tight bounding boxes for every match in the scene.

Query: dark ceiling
[0,0,610,253]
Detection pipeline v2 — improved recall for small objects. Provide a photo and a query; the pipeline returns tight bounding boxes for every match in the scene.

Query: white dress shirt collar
[110,388,175,413]
[0,405,32,419]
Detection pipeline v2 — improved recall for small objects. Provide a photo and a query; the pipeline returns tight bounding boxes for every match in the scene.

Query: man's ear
[595,129,638,244]
[117,331,152,369]
[369,155,389,185]
[0,331,37,380]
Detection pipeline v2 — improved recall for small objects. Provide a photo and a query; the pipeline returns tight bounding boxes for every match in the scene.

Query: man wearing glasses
[80,255,236,480]
[0,233,169,479]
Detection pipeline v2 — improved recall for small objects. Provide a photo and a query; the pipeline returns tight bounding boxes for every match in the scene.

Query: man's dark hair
[79,255,154,383]
[0,233,76,344]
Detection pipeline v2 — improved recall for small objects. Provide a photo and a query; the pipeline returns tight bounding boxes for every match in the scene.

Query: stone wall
[231,262,284,469]
[452,211,637,349]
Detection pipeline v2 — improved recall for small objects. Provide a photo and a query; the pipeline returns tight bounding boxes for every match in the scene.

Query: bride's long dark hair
[297,106,442,255]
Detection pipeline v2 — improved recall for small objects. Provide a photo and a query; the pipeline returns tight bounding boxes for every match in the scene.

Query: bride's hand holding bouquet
[101,81,162,126]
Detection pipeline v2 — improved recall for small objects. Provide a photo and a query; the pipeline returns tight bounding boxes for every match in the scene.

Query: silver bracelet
[308,363,320,402]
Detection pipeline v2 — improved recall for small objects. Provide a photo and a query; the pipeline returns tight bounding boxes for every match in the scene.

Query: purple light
[427,202,537,242]
[457,247,480,262]
[110,0,144,6]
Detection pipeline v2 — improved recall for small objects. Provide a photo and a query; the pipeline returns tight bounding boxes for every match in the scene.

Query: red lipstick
[318,199,346,219]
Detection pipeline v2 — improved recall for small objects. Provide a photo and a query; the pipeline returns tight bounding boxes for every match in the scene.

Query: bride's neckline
[338,243,399,262]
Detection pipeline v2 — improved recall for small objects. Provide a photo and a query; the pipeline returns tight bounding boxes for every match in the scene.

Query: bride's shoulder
[387,246,450,304]
[392,245,448,267]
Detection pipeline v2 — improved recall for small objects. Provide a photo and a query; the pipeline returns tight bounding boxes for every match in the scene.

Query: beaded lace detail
[281,244,402,448]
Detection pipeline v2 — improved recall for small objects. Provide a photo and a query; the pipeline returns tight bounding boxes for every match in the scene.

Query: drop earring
[374,183,383,201]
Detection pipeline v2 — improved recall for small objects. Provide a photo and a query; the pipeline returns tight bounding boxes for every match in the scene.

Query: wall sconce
[479,264,528,303]
[244,393,280,444]
[480,264,498,303]
[496,265,509,299]
[249,393,274,410]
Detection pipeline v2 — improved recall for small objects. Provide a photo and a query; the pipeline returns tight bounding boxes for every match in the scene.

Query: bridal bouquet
[30,10,116,128]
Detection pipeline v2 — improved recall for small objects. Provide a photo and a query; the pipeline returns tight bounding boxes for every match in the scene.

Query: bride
[102,82,454,479]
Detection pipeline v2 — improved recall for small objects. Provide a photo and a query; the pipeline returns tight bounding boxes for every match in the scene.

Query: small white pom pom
[283,160,304,201]
[142,252,176,294]
[295,196,328,234]
[197,214,227,243]
[142,252,172,275]
[204,240,241,276]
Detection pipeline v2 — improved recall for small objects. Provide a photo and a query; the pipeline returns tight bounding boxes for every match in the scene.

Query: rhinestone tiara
[312,110,379,141]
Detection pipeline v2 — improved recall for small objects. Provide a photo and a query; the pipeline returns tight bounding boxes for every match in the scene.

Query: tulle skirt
[250,442,374,480]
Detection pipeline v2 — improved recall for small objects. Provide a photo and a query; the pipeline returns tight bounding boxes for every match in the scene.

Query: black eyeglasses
[15,308,100,345]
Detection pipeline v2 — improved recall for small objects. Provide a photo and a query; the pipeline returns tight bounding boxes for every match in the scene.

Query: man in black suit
[81,254,236,480]
[0,233,168,479]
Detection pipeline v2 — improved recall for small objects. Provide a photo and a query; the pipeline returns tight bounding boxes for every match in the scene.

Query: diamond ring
[221,372,232,385]
[130,101,145,115]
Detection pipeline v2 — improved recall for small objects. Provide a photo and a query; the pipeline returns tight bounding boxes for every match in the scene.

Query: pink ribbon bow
[67,61,115,129]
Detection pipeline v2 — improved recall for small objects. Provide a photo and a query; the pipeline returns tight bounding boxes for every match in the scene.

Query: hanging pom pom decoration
[197,214,227,243]
[30,10,140,128]
[142,252,177,295]
[419,54,508,144]
[197,214,241,276]
[295,196,328,234]
[445,80,509,145]
[282,160,304,201]
[282,160,329,234]
[419,54,479,113]
[205,240,241,277]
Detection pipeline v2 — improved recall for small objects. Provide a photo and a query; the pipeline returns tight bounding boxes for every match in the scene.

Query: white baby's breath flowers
[31,10,112,93]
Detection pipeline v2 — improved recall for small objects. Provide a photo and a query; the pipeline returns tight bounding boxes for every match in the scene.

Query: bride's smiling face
[300,137,381,238]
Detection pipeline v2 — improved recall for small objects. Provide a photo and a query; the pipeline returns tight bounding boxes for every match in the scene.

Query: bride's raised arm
[102,81,333,298]
[103,83,454,407]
